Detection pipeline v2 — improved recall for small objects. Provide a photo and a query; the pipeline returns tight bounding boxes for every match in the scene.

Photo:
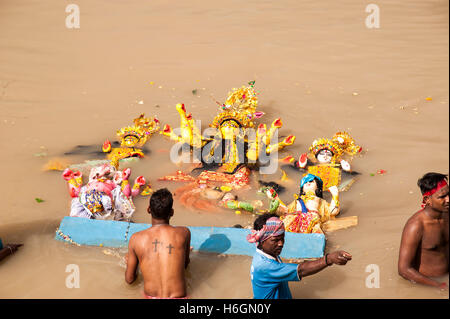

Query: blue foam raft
[55,216,326,259]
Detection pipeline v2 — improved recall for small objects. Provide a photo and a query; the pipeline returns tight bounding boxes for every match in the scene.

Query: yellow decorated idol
[160,81,296,173]
[293,131,362,191]
[102,114,160,169]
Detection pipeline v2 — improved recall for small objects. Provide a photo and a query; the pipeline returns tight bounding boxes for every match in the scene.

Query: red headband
[421,179,448,207]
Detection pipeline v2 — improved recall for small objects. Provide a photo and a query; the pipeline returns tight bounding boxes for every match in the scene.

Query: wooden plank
[322,216,358,232]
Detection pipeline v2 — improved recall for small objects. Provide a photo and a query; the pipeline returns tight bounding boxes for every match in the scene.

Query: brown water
[0,0,448,298]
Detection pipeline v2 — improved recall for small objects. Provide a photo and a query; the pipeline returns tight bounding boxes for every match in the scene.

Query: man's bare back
[125,188,191,298]
[127,224,190,298]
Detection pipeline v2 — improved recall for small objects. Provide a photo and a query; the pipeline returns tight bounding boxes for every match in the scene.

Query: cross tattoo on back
[152,239,160,252]
[152,239,175,254]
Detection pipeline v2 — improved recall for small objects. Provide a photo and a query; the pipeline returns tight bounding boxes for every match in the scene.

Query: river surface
[0,0,448,298]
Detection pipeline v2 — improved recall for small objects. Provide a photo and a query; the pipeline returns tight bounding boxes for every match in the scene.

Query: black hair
[417,173,448,195]
[253,213,280,231]
[149,188,173,219]
[299,176,324,198]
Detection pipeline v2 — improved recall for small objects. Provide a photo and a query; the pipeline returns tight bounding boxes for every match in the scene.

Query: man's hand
[6,244,23,254]
[0,243,23,262]
[298,250,352,278]
[327,251,352,265]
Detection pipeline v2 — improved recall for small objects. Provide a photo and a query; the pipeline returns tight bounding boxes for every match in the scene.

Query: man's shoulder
[173,225,191,237]
[154,224,191,237]
[253,250,280,267]
[171,225,190,232]
[403,210,425,231]
[129,226,157,240]
[129,229,146,242]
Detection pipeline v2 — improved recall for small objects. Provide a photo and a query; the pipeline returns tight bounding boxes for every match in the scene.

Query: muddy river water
[0,0,448,298]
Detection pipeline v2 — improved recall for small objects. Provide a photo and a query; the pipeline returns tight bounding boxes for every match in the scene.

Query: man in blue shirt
[247,213,352,299]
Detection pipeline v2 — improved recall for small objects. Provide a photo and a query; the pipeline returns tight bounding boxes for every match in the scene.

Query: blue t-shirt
[0,238,3,250]
[250,248,300,299]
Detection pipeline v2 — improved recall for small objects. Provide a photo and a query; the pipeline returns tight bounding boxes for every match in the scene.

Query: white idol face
[303,180,318,194]
[316,149,333,163]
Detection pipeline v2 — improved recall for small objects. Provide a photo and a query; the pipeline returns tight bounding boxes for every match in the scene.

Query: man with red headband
[247,213,352,299]
[398,172,449,289]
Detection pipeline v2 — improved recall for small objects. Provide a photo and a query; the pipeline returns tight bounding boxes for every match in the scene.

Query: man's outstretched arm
[0,244,22,262]
[398,220,446,288]
[125,235,139,284]
[298,250,352,278]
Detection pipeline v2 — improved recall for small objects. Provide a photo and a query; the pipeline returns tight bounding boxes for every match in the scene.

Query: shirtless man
[125,188,191,298]
[398,172,449,289]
